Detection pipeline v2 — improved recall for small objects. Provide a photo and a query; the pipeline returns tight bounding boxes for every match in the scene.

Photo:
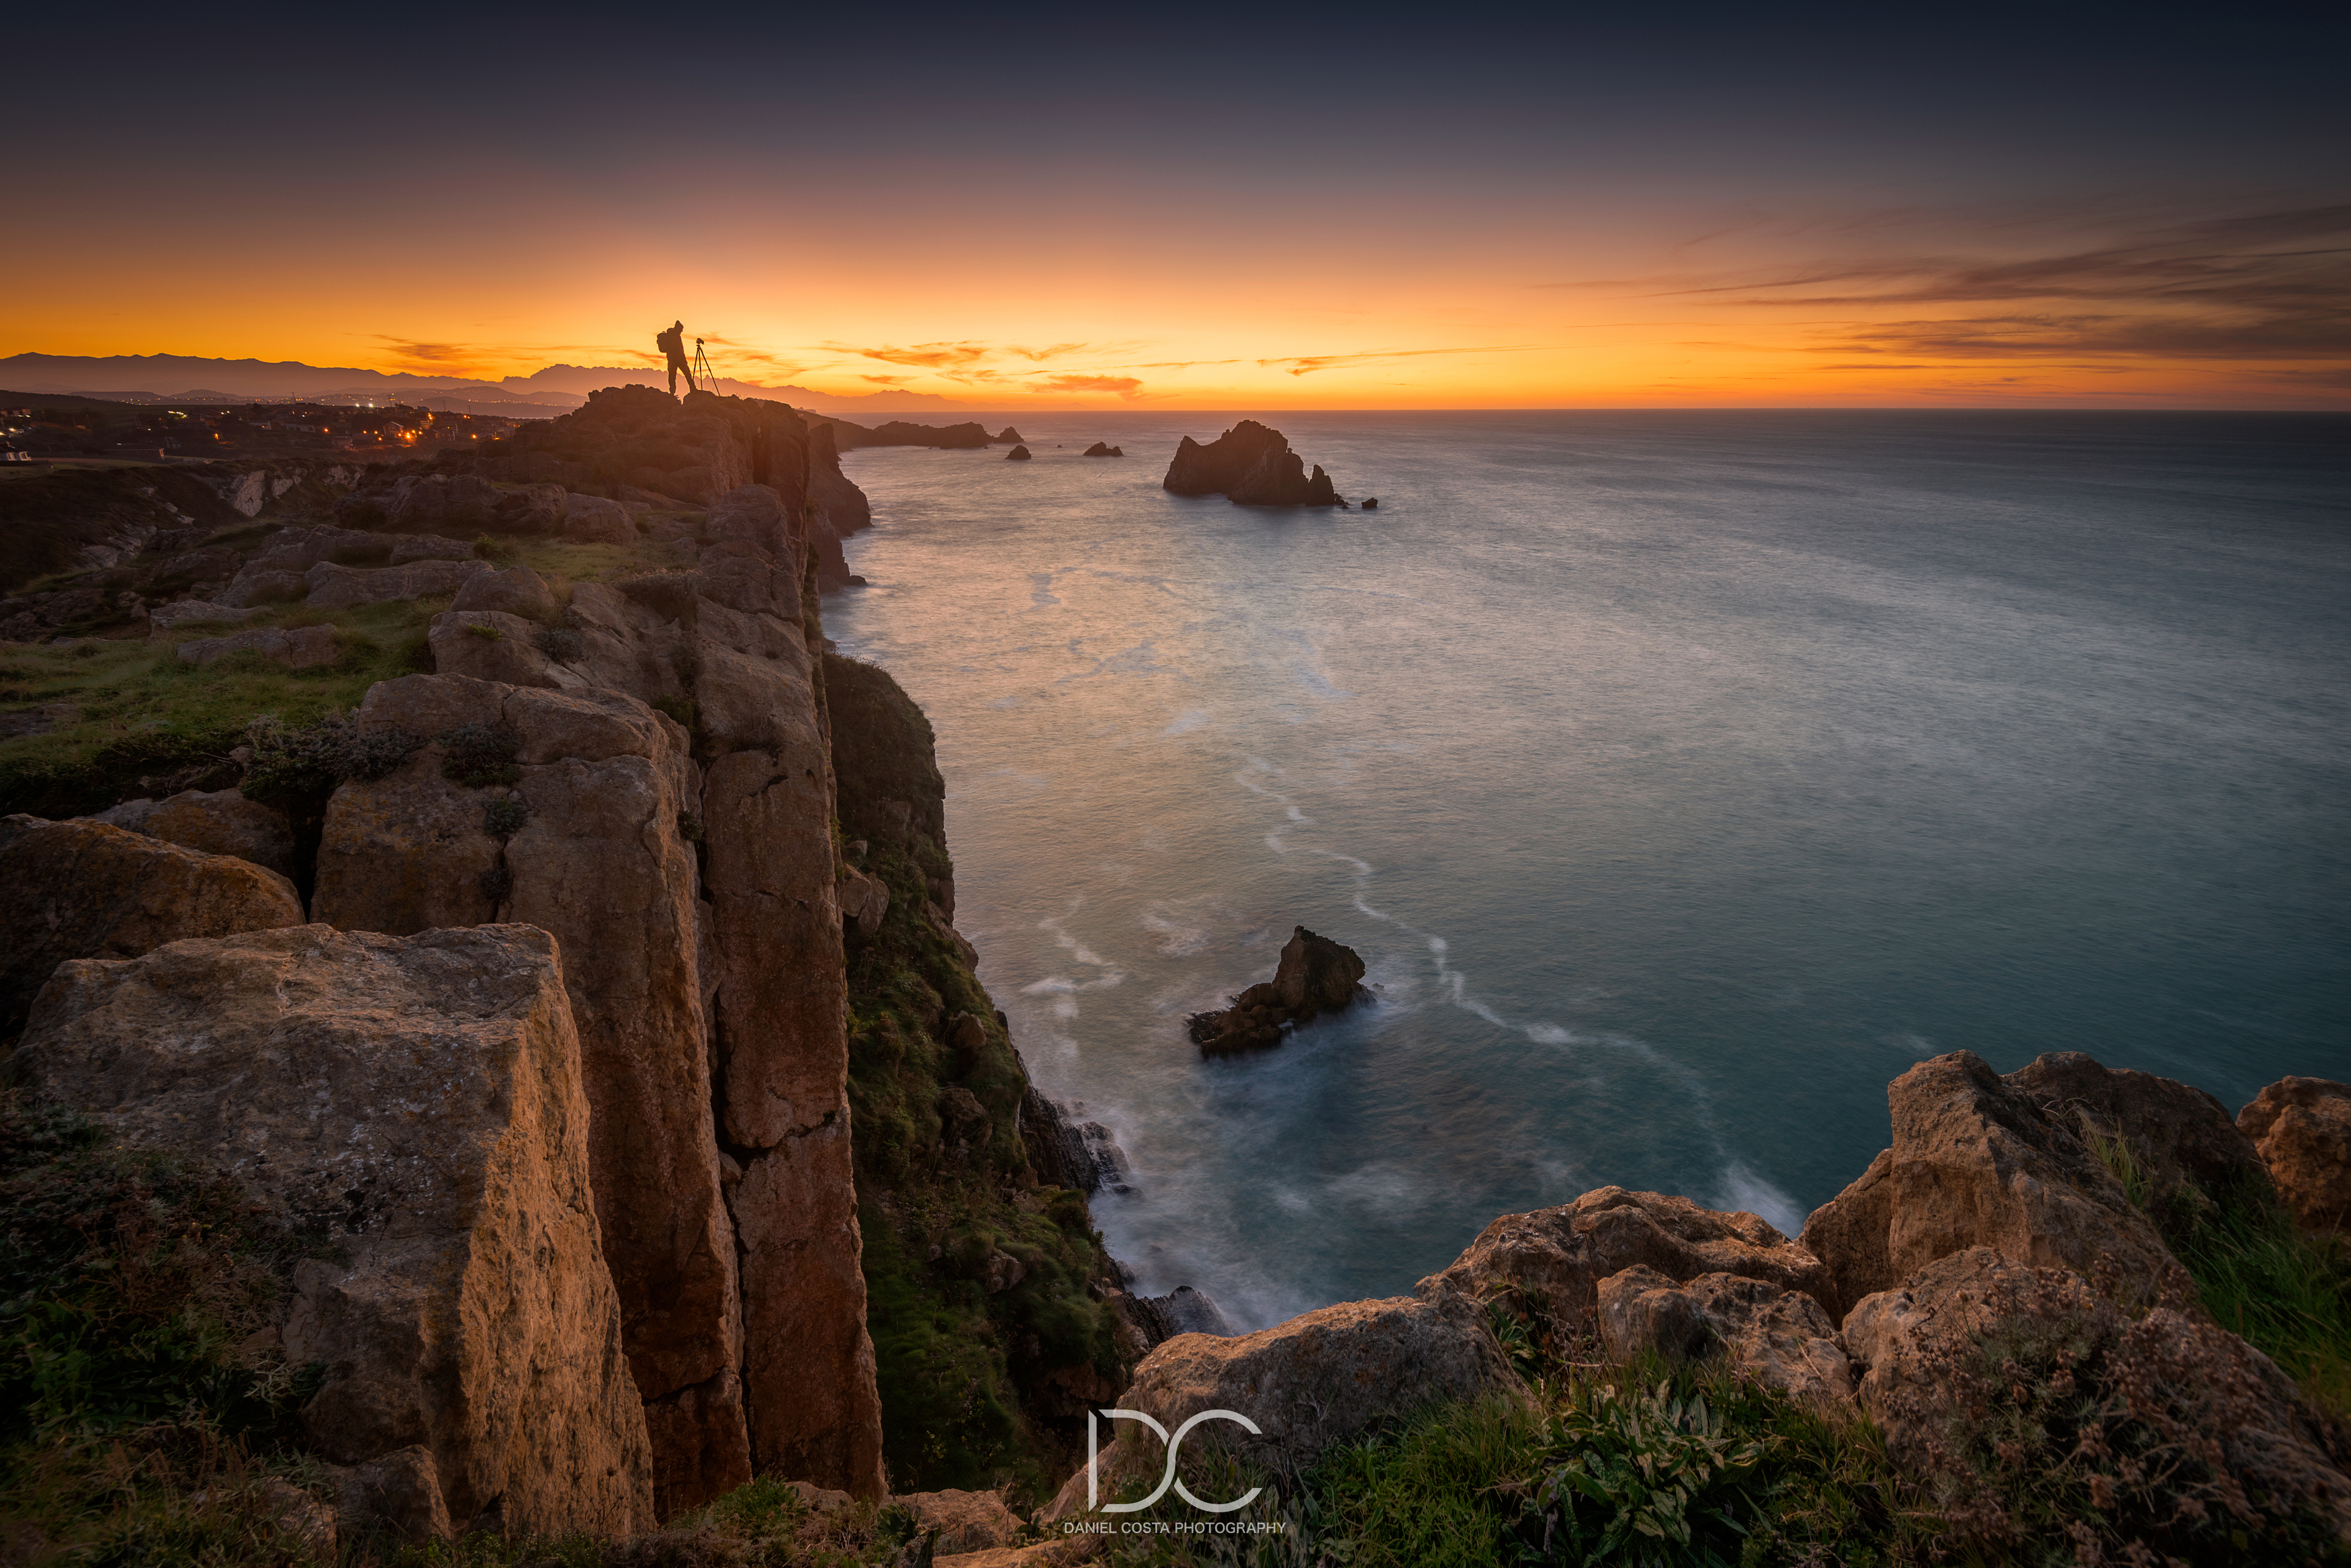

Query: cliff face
[824,653,1134,1496]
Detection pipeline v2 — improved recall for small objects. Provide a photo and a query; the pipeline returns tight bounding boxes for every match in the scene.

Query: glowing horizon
[7,12,2344,412]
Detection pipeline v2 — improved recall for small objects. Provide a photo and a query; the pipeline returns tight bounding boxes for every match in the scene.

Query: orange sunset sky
[8,9,2346,411]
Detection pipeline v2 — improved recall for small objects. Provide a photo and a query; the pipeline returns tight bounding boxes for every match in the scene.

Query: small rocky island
[1005,444,1031,461]
[1188,925,1368,1054]
[1162,418,1343,506]
[1083,441,1124,457]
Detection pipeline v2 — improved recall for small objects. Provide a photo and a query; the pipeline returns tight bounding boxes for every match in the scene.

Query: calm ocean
[827,410,2351,1330]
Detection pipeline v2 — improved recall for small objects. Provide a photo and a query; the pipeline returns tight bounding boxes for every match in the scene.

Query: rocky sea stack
[1187,924,1368,1054]
[1082,441,1124,457]
[1162,418,1343,506]
[1005,443,1032,461]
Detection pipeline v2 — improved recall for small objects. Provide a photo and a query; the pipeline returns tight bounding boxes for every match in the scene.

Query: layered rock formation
[311,486,882,1503]
[1186,925,1367,1054]
[13,923,654,1542]
[1161,419,1342,506]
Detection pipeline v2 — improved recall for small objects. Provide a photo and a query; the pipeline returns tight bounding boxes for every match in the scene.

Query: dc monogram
[1086,1408,1264,1513]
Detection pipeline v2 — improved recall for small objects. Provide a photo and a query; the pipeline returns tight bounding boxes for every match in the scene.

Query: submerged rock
[1186,924,1367,1054]
[1161,419,1341,506]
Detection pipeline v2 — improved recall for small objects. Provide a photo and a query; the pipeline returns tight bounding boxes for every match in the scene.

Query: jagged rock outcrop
[1005,445,1032,461]
[2007,1050,2274,1207]
[13,923,655,1542]
[1161,420,1341,506]
[312,675,750,1512]
[2239,1078,2351,1232]
[1800,1052,2186,1322]
[1047,1292,1523,1518]
[1186,925,1367,1054]
[1081,442,1122,457]
[0,814,304,1039]
[91,786,296,878]
[1124,1285,1235,1343]
[1846,1246,2351,1543]
[1017,1079,1132,1195]
[1597,1266,1855,1403]
[1422,1185,1831,1341]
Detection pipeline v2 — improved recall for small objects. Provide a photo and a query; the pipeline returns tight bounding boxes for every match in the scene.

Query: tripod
[691,338,715,393]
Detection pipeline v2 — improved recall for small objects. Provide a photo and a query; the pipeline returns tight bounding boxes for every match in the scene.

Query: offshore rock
[1187,925,1367,1054]
[1046,1292,1523,1519]
[0,814,304,1038]
[91,786,297,878]
[1597,1266,1855,1403]
[313,675,748,1511]
[2239,1078,2351,1232]
[1161,419,1341,506]
[1422,1186,1831,1341]
[1006,445,1032,460]
[1081,442,1123,457]
[994,426,1024,442]
[1800,1051,2183,1322]
[14,923,654,1542]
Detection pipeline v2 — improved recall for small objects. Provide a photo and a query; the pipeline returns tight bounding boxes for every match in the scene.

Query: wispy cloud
[1256,344,1558,377]
[1538,203,2351,367]
[823,340,993,369]
[1031,373,1145,398]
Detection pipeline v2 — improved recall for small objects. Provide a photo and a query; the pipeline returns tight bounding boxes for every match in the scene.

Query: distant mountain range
[0,355,977,415]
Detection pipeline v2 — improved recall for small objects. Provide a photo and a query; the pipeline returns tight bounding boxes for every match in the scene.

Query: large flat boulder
[1846,1247,2350,1549]
[176,622,341,668]
[313,674,749,1514]
[2239,1078,2351,1232]
[0,815,304,1040]
[1045,1293,1523,1520]
[304,557,488,610]
[13,923,654,1542]
[1420,1186,1831,1339]
[1800,1052,2181,1322]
